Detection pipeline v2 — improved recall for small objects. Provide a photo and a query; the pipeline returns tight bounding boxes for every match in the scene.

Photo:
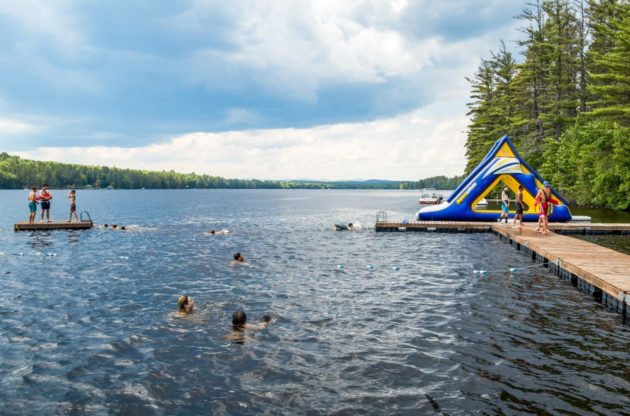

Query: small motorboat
[418,190,443,205]
[475,198,488,207]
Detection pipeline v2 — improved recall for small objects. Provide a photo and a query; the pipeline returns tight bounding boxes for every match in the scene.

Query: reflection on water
[0,189,628,415]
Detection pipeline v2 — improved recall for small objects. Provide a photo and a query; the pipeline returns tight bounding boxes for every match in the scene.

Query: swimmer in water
[176,295,195,316]
[232,310,270,329]
[225,311,270,341]
[209,229,229,235]
[230,252,248,266]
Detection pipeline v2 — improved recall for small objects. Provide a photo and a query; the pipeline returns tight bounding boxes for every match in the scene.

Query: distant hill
[0,152,462,190]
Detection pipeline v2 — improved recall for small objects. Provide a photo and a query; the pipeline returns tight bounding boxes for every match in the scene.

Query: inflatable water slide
[417,135,572,222]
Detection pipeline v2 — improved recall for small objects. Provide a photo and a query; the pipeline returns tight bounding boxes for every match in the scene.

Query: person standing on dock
[27,186,38,223]
[499,187,510,224]
[514,185,524,227]
[67,190,79,222]
[535,181,558,235]
[39,184,53,223]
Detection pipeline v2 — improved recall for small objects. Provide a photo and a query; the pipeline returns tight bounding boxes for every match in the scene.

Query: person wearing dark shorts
[39,184,52,222]
[514,185,524,227]
[68,189,79,222]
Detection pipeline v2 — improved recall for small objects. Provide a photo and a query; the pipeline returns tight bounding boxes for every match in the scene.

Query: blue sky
[0,0,524,180]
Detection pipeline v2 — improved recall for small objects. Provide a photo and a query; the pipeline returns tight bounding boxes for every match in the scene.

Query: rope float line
[473,259,559,275]
[337,264,400,271]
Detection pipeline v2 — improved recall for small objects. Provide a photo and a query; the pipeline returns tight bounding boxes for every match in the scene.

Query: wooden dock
[14,220,93,232]
[376,220,630,316]
[375,220,630,234]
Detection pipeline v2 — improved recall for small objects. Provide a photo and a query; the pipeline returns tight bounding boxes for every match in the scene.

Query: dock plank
[491,224,630,298]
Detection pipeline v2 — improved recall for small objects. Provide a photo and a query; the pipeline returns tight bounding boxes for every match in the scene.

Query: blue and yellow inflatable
[417,135,572,222]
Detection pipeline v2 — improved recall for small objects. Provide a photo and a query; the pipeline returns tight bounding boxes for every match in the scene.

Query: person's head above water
[233,252,244,262]
[210,230,216,234]
[178,295,194,314]
[232,310,247,328]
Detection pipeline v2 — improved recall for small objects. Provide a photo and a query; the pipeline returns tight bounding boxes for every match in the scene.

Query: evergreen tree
[587,0,630,124]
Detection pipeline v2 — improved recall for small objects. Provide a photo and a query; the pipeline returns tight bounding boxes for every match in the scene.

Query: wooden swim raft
[14,220,93,231]
[375,220,630,316]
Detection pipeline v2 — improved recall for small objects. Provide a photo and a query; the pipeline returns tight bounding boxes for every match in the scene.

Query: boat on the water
[418,190,443,205]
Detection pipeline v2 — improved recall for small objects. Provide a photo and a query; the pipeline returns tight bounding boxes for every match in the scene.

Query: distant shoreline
[0,152,463,191]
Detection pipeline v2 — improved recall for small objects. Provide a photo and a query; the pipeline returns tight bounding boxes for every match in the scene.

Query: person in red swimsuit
[534,181,558,235]
[39,184,53,222]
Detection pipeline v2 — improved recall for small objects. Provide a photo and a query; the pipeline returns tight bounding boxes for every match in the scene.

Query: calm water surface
[0,190,628,415]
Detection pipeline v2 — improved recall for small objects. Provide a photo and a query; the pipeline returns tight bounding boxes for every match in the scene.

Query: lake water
[1,189,628,415]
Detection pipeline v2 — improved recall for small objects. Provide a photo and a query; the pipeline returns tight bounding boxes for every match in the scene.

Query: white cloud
[184,0,442,102]
[16,103,467,180]
[0,0,84,55]
[0,117,39,135]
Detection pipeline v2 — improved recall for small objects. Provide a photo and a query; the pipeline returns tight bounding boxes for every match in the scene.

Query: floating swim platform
[14,220,93,232]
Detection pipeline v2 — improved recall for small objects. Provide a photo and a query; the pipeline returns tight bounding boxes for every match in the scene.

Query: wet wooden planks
[492,224,630,300]
[14,221,93,231]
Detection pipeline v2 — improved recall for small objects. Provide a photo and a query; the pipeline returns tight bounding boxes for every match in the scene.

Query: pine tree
[587,0,630,124]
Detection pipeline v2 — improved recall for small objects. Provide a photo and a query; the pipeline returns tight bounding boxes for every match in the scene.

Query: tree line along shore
[465,0,629,211]
[0,153,462,191]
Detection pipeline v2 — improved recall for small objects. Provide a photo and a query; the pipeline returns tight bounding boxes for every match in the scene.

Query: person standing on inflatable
[535,181,558,235]
[39,184,53,223]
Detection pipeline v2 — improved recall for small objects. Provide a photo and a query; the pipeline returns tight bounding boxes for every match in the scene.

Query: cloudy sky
[0,0,524,180]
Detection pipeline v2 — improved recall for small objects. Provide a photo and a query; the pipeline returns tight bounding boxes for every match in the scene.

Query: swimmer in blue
[499,187,510,224]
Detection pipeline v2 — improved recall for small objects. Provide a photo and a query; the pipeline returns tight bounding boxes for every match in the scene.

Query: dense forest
[465,0,629,210]
[0,153,461,190]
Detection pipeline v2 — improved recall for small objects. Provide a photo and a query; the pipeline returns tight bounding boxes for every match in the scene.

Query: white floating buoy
[392,265,400,271]
[367,265,374,270]
[336,264,344,270]
[46,253,57,257]
[119,256,129,260]
[509,267,517,272]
